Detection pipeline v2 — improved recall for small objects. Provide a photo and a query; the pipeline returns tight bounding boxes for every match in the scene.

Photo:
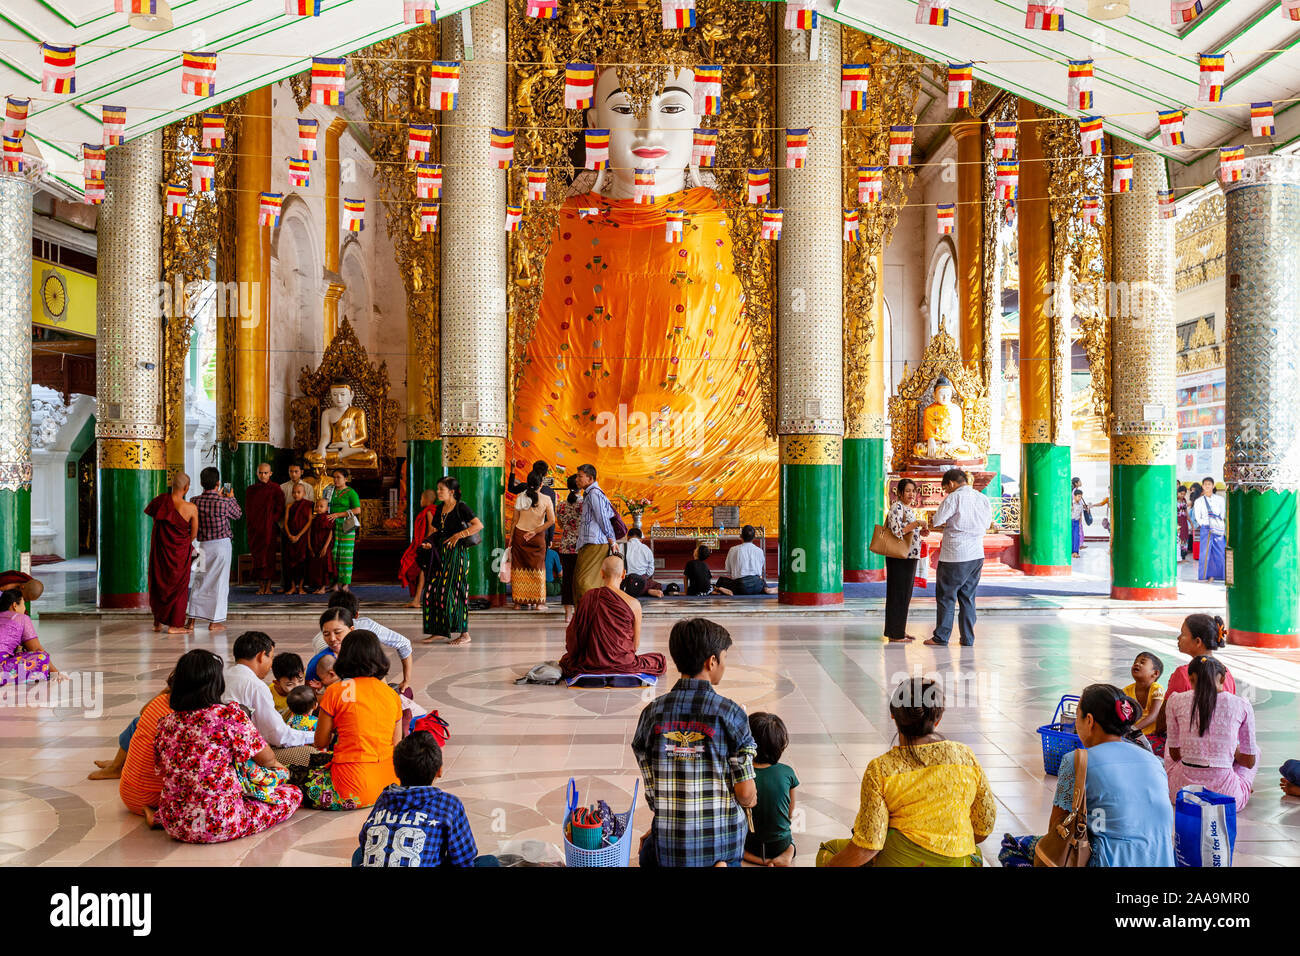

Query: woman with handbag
[420,477,484,646]
[328,468,363,592]
[881,479,927,643]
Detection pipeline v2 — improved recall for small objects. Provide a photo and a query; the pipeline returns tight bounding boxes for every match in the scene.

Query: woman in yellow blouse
[819,678,996,867]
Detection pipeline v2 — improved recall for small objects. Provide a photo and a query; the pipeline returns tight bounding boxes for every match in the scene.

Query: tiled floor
[4,602,1300,866]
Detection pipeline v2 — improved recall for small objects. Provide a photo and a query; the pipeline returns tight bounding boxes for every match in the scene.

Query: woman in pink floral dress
[1165,654,1258,811]
[153,649,301,843]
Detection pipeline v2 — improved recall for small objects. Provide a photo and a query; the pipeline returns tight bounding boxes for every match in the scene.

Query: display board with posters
[1176,367,1225,483]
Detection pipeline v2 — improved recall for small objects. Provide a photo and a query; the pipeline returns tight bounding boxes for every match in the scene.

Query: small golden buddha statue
[305,382,379,474]
[914,376,981,461]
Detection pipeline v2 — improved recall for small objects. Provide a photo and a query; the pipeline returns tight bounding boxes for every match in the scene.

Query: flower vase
[633,513,643,530]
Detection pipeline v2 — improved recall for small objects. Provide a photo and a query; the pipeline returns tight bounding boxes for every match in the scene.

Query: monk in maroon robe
[282,485,314,593]
[305,498,335,593]
[560,555,666,679]
[245,462,283,595]
[400,489,438,605]
[144,472,198,633]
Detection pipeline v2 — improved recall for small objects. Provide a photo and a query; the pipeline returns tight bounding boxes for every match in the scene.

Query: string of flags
[505,204,523,232]
[526,167,548,201]
[490,128,515,168]
[286,0,323,15]
[1250,102,1275,137]
[408,123,434,161]
[526,0,559,18]
[1285,0,1300,20]
[41,43,76,95]
[114,1,158,11]
[415,163,442,198]
[1081,196,1100,224]
[3,97,28,140]
[3,135,23,174]
[82,144,106,183]
[202,113,227,149]
[694,65,722,115]
[1171,0,1202,25]
[1079,117,1103,155]
[1025,3,1065,32]
[996,160,1018,200]
[992,120,1017,159]
[102,106,127,146]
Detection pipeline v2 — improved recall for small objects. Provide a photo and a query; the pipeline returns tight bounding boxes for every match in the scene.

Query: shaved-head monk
[144,472,198,634]
[560,555,666,679]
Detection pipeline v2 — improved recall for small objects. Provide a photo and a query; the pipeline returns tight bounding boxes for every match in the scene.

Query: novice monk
[559,555,666,680]
[305,497,335,594]
[283,483,314,594]
[401,489,438,607]
[246,462,283,596]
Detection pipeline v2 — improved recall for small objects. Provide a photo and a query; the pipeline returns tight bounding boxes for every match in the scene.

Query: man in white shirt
[924,469,993,647]
[221,631,316,757]
[621,527,665,598]
[715,525,777,596]
[1191,476,1226,581]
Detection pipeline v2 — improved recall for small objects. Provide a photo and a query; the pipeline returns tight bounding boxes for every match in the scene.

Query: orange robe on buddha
[511,188,777,515]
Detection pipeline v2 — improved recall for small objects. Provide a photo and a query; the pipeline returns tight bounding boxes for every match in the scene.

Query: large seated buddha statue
[914,376,981,461]
[304,382,379,474]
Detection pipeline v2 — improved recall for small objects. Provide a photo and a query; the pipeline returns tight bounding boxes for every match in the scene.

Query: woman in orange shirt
[300,630,401,810]
[119,689,172,816]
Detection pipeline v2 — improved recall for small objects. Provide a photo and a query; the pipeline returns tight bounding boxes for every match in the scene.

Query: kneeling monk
[560,556,666,679]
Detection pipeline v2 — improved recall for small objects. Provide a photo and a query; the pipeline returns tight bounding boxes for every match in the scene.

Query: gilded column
[1110,150,1177,600]
[954,119,983,367]
[1016,98,1070,574]
[407,313,441,534]
[844,252,886,582]
[441,0,506,602]
[97,131,166,607]
[323,117,347,349]
[778,12,843,604]
[1223,154,1300,647]
[225,84,273,554]
[0,172,33,572]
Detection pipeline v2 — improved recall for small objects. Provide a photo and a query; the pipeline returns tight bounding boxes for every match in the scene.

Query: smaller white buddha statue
[913,376,982,461]
[305,381,378,474]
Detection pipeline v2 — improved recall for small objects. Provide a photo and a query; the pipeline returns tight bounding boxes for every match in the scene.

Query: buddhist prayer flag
[1079,116,1103,155]
[415,163,442,199]
[888,125,914,165]
[404,0,436,25]
[843,209,860,242]
[992,120,1016,158]
[84,179,105,204]
[202,113,227,149]
[841,63,870,110]
[1284,0,1300,19]
[1251,101,1275,137]
[1067,59,1094,111]
[259,192,283,226]
[288,157,311,187]
[82,144,106,181]
[344,198,365,232]
[526,0,559,18]
[577,206,599,218]
[1113,154,1134,193]
[916,0,950,25]
[785,0,818,30]
[285,0,322,14]
[181,51,217,97]
[1026,3,1064,30]
[430,61,460,110]
[636,167,657,204]
[996,160,1019,199]
[1171,0,1201,24]
[116,1,159,11]
[666,208,685,243]
[1159,190,1177,218]
[785,128,810,168]
[297,118,318,159]
[165,183,189,218]
[1219,145,1245,184]
[760,208,783,240]
[3,97,29,140]
[692,128,717,166]
[191,152,215,194]
[565,63,596,109]
[1198,53,1225,103]
[408,123,433,161]
[490,128,515,168]
[505,204,523,231]
[41,43,76,94]
[1081,195,1100,223]
[936,203,955,235]
[746,168,769,204]
[1004,200,1017,226]
[526,167,548,201]
[419,201,439,232]
[694,65,722,115]
[1158,110,1185,147]
[584,128,610,169]
[662,0,696,29]
[858,165,883,204]
[3,135,23,173]
[947,63,973,109]
[311,57,347,105]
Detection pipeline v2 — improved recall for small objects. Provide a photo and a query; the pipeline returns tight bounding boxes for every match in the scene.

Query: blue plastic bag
[1174,787,1236,867]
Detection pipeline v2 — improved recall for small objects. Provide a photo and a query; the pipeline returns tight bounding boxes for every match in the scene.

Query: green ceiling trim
[1224,35,1300,92]
[34,0,78,30]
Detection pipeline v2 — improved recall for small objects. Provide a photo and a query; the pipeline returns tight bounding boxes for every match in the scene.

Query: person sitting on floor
[1165,654,1258,812]
[0,587,62,686]
[314,653,338,689]
[743,711,799,867]
[220,631,315,763]
[1155,613,1237,737]
[559,555,666,681]
[353,730,497,867]
[621,527,666,599]
[269,652,305,719]
[1124,652,1165,756]
[684,544,714,596]
[715,526,776,596]
[286,685,319,732]
[312,591,414,694]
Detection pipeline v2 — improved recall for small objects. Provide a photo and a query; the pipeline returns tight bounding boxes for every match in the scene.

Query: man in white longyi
[187,466,242,633]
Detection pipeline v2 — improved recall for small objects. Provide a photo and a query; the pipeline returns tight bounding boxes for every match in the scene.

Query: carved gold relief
[1175,194,1225,293]
[443,436,506,469]
[1111,434,1173,466]
[1020,418,1050,443]
[846,413,886,440]
[98,438,167,471]
[233,416,271,444]
[780,434,842,466]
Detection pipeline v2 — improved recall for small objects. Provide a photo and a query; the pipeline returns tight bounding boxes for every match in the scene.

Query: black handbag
[458,530,481,547]
[1083,506,1093,526]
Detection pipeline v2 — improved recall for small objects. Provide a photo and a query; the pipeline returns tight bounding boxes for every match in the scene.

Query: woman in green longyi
[329,468,362,591]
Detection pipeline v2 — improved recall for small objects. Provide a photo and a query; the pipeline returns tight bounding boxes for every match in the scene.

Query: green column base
[98,467,166,608]
[1020,442,1072,574]
[1110,463,1177,599]
[407,438,442,533]
[1227,488,1299,647]
[844,437,885,581]
[0,486,30,571]
[983,452,1003,502]
[444,460,504,603]
[222,442,272,556]
[780,461,843,603]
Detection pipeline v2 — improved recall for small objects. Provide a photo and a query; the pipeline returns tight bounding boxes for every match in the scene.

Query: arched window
[927,240,959,341]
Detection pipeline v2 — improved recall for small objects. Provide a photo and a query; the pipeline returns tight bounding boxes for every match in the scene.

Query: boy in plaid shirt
[632,618,757,867]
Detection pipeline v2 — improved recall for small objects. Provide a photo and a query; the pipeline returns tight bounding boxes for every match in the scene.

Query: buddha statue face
[329,385,353,409]
[588,66,698,200]
[933,383,954,406]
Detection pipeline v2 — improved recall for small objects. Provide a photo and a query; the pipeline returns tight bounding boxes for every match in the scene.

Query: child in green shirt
[744,711,799,866]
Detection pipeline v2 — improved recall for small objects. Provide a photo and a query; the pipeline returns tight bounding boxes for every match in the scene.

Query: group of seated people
[606,525,779,602]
